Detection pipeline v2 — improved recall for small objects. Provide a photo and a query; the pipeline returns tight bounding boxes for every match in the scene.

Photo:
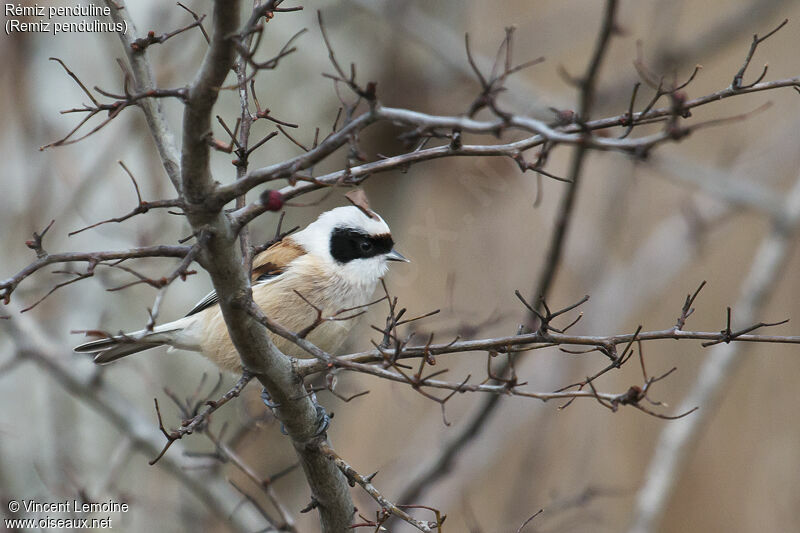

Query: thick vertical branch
[529,0,619,319]
[178,2,354,531]
[233,62,254,270]
[181,0,240,204]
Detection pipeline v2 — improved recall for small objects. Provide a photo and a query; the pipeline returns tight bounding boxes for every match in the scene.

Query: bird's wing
[251,237,306,281]
[184,238,306,317]
[185,289,220,316]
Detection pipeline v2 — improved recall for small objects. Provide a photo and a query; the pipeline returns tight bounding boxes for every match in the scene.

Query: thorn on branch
[276,124,311,152]
[252,91,299,128]
[513,152,572,183]
[701,307,790,347]
[299,496,319,514]
[675,280,706,330]
[618,82,641,138]
[215,115,242,154]
[247,131,279,158]
[25,219,56,259]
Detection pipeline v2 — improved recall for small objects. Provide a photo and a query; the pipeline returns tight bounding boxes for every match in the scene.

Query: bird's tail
[73,324,183,365]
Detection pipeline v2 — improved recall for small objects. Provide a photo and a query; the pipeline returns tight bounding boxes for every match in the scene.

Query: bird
[74,206,409,372]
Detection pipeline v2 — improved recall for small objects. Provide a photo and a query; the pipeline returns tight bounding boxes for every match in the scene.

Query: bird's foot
[260,387,281,408]
[261,388,289,435]
[312,402,331,437]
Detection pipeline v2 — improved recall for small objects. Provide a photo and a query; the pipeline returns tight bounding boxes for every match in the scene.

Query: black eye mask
[329,227,394,263]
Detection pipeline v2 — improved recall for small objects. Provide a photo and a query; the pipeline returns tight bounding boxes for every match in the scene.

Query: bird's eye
[359,240,373,253]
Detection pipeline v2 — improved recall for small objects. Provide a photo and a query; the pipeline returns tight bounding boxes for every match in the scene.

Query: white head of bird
[291,205,408,288]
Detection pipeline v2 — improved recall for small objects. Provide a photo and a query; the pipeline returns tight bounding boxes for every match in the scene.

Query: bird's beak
[386,249,410,262]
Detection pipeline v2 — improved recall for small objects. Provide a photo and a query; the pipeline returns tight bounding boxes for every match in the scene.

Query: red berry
[261,190,284,211]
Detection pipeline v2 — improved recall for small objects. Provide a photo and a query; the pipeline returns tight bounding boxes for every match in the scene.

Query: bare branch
[2,314,268,531]
[298,306,800,377]
[149,372,253,465]
[628,164,800,533]
[321,446,443,532]
[732,19,789,90]
[177,2,211,43]
[130,12,209,51]
[42,57,186,150]
[1,245,190,306]
[221,71,800,219]
[68,162,184,236]
[516,509,544,533]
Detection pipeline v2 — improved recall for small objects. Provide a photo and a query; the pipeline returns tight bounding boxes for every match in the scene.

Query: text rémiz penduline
[4,4,125,35]
[5,4,110,18]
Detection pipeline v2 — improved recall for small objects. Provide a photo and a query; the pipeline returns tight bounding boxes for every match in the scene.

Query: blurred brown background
[1,1,799,532]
